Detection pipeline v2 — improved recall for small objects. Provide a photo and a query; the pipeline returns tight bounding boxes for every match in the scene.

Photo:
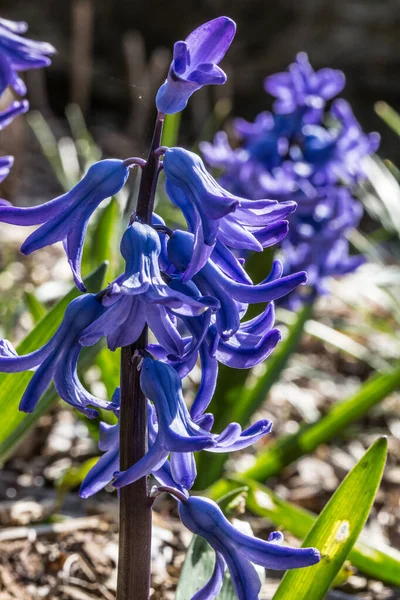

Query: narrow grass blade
[375,101,400,136]
[276,307,391,372]
[0,263,107,462]
[88,197,121,281]
[272,437,388,600]
[24,292,47,324]
[244,365,400,481]
[27,111,69,191]
[161,112,181,147]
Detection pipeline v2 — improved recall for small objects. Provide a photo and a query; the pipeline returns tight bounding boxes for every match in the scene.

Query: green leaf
[243,365,400,481]
[55,456,99,508]
[161,112,181,147]
[375,101,400,136]
[24,291,47,324]
[27,111,70,191]
[209,475,400,587]
[272,437,388,600]
[0,263,108,464]
[88,197,121,280]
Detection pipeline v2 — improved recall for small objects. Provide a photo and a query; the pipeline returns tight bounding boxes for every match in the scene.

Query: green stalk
[244,365,400,481]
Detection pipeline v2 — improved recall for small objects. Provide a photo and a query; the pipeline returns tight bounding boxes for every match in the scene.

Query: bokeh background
[1,0,400,203]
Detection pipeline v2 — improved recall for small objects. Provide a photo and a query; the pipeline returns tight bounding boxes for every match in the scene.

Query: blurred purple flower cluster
[201,53,380,307]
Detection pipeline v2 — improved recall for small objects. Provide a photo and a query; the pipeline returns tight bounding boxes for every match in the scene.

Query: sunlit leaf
[272,437,387,600]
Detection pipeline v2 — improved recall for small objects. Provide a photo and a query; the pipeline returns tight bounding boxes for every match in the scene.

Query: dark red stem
[116,112,164,600]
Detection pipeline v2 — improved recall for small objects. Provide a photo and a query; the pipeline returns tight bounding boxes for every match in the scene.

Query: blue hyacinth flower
[79,222,218,354]
[0,294,111,417]
[0,18,55,96]
[80,398,187,498]
[167,229,307,339]
[178,495,320,599]
[156,17,236,114]
[163,146,296,280]
[0,159,129,291]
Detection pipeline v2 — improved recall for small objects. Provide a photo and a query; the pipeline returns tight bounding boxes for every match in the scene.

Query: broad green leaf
[207,475,400,587]
[272,437,388,600]
[0,263,107,463]
[243,364,400,481]
[161,112,181,147]
[96,346,121,399]
[24,291,46,324]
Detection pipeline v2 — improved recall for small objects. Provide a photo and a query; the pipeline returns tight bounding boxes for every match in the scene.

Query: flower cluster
[201,52,379,307]
[0,18,55,193]
[0,17,320,598]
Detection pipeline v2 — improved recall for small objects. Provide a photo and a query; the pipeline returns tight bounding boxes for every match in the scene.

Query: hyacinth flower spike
[156,16,236,114]
[163,146,296,280]
[0,18,56,96]
[167,229,307,338]
[0,160,129,291]
[176,495,320,600]
[0,294,111,417]
[79,222,219,354]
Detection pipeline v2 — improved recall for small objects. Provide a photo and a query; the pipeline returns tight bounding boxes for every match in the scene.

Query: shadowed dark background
[1,0,400,173]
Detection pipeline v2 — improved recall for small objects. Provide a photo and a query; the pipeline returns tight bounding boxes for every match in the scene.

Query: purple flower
[79,222,218,354]
[0,294,111,417]
[0,99,29,129]
[167,229,307,338]
[0,160,129,291]
[154,277,281,417]
[111,357,272,490]
[81,357,272,494]
[265,52,345,123]
[80,398,187,498]
[112,357,218,489]
[178,495,320,599]
[0,18,55,96]
[0,156,14,184]
[163,147,295,280]
[156,17,236,114]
